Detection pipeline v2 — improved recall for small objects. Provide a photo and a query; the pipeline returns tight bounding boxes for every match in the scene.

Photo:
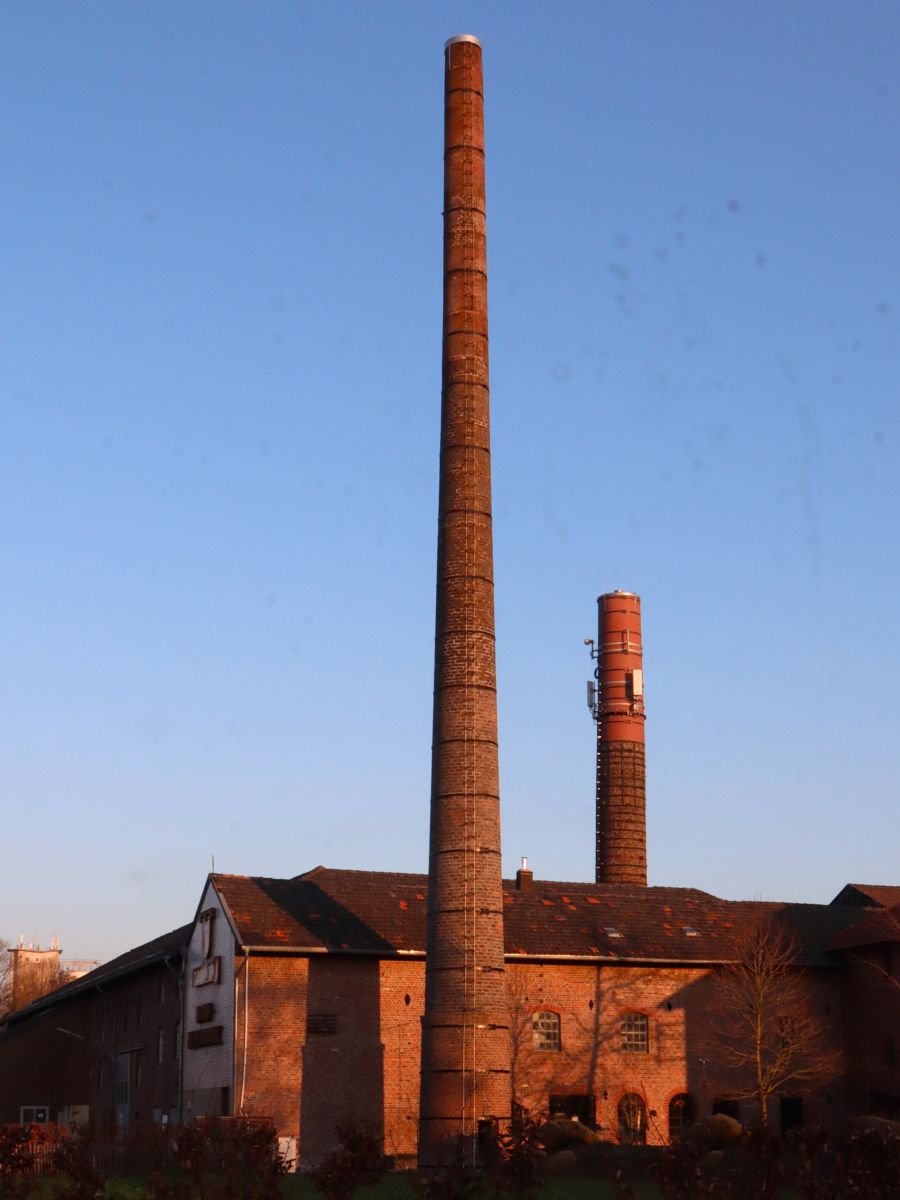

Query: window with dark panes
[621,1011,649,1053]
[532,1010,561,1052]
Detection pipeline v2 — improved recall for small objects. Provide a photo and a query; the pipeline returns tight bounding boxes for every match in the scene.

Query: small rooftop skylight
[604,927,623,938]
[682,926,700,937]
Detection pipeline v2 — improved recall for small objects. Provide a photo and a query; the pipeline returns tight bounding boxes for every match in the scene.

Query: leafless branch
[706,917,838,1126]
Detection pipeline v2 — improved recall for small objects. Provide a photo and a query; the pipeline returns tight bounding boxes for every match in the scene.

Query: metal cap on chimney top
[445,34,482,49]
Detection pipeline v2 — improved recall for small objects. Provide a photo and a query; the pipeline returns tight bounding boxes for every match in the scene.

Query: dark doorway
[668,1093,695,1142]
[780,1096,804,1133]
[549,1094,596,1128]
[712,1098,739,1119]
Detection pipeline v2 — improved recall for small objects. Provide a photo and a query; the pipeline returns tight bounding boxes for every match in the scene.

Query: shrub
[410,1136,484,1200]
[169,1121,210,1199]
[51,1124,104,1200]
[489,1110,546,1199]
[214,1118,286,1200]
[790,1121,900,1200]
[308,1122,387,1200]
[0,1126,36,1200]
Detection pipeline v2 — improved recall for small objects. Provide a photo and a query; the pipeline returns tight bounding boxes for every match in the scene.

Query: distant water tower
[7,937,62,1013]
[586,591,647,885]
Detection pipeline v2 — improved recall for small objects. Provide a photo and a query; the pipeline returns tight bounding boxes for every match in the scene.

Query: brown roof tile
[211,869,871,967]
[830,903,900,951]
[830,883,900,909]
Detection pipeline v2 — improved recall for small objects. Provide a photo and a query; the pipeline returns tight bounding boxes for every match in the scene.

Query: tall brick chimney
[594,591,647,884]
[418,35,511,1167]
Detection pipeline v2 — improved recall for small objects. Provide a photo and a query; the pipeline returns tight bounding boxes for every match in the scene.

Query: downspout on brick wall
[418,35,511,1168]
[594,591,647,884]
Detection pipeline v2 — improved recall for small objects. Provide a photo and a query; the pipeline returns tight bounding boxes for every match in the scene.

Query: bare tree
[709,917,838,1127]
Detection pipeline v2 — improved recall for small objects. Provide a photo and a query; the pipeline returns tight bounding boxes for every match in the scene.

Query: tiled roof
[2,924,190,1026]
[830,903,900,951]
[214,869,426,954]
[844,883,900,907]
[211,869,869,967]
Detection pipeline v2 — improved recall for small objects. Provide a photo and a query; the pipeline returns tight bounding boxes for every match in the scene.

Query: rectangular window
[159,975,166,1005]
[134,1051,142,1089]
[621,1012,649,1053]
[532,1010,561,1052]
[136,996,142,1029]
[174,1020,181,1063]
[157,1026,164,1064]
[199,909,215,959]
[19,1107,50,1126]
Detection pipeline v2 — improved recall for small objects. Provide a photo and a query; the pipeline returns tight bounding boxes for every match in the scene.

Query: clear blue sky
[2,2,898,962]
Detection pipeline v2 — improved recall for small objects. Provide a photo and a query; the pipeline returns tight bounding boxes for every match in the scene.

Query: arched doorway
[668,1093,694,1142]
[617,1092,647,1145]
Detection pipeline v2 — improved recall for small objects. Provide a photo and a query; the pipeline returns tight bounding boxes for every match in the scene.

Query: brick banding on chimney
[418,35,511,1168]
[595,591,648,885]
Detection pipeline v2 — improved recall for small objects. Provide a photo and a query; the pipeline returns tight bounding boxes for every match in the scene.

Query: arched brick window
[620,1011,649,1053]
[618,1092,646,1145]
[668,1093,694,1142]
[531,1009,561,1052]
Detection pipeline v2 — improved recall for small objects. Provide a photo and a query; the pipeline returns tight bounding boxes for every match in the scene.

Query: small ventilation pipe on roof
[516,857,533,891]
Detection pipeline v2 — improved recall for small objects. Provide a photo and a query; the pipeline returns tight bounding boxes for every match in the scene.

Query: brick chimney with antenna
[418,35,511,1167]
[592,591,647,884]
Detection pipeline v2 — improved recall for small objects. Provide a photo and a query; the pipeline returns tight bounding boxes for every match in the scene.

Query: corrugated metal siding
[182,882,235,1103]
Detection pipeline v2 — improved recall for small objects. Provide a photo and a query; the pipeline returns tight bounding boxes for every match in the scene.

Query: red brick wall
[300,958,386,1163]
[234,954,307,1137]
[380,960,425,1164]
[839,946,900,1115]
[236,955,404,1166]
[505,961,843,1141]
[214,950,849,1157]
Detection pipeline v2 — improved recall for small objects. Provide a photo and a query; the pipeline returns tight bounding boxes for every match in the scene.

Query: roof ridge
[298,866,428,880]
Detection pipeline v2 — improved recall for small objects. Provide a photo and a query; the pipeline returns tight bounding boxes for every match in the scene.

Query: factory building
[1,35,897,1167]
